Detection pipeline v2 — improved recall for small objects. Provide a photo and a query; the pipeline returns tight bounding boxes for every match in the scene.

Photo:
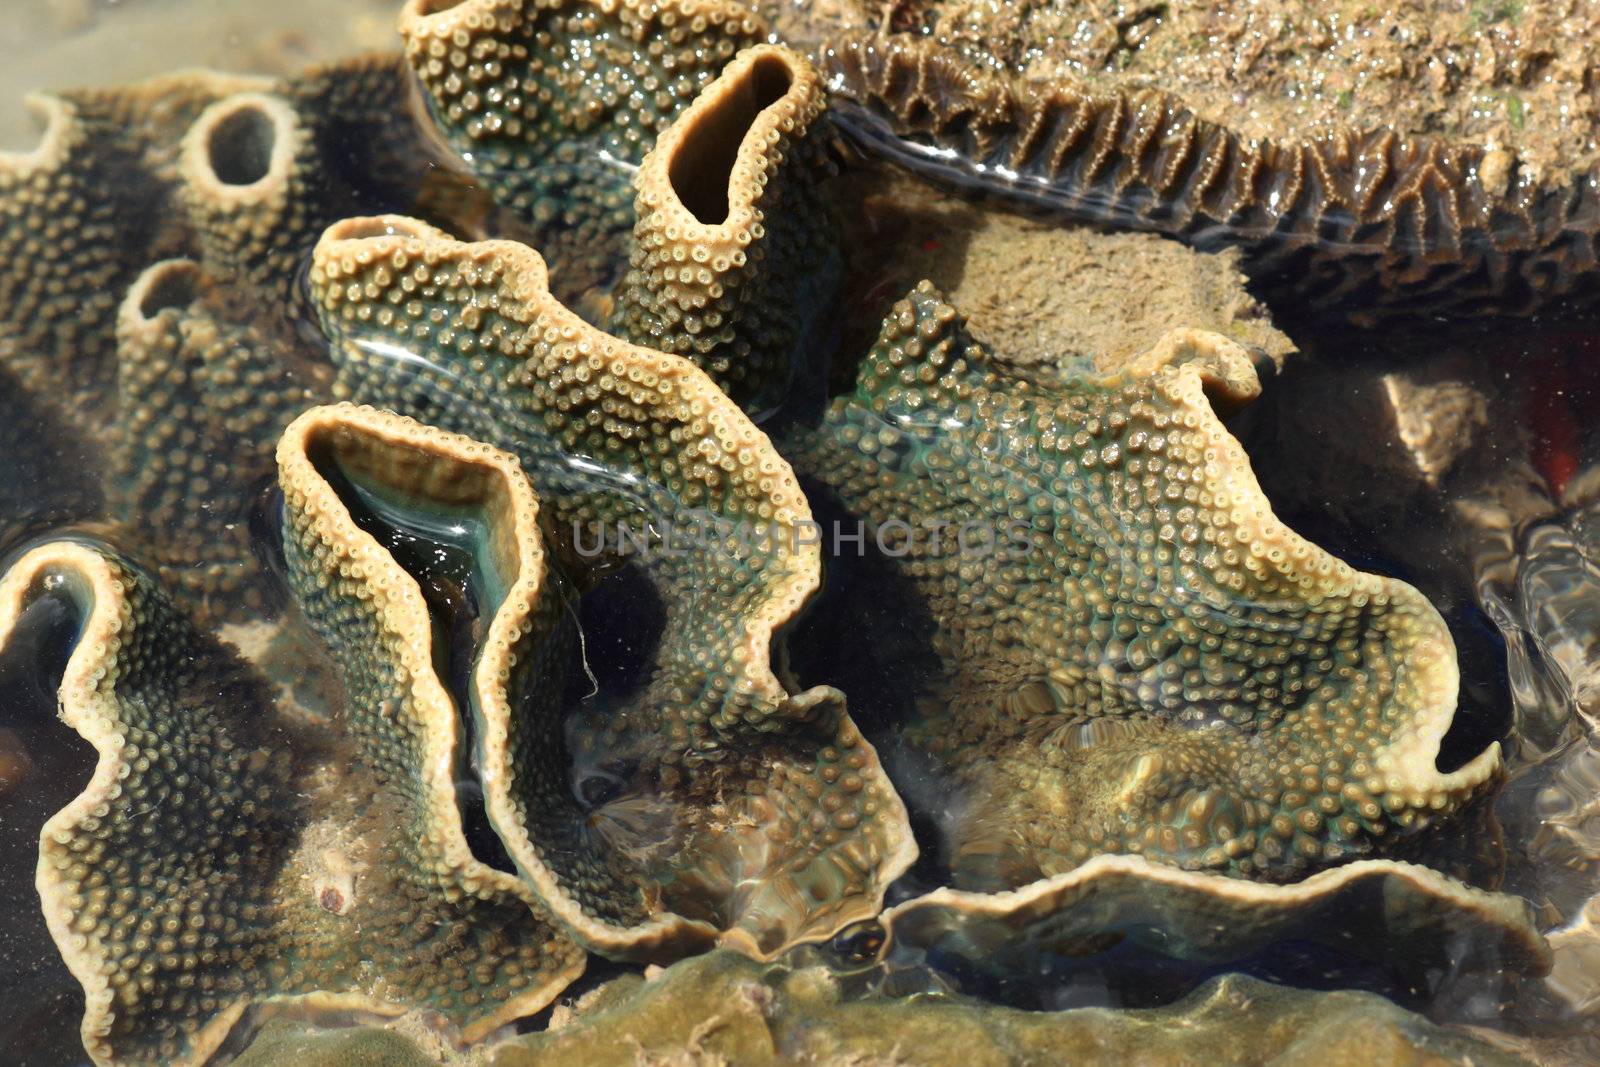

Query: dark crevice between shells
[559,559,668,833]
[783,475,949,900]
[0,371,105,565]
[0,583,96,1065]
[305,444,517,874]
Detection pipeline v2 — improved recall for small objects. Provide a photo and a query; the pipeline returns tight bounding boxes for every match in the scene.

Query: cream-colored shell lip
[180,92,298,207]
[310,216,918,960]
[0,93,74,173]
[639,44,821,238]
[881,853,1552,975]
[320,216,437,243]
[118,258,204,337]
[397,0,755,39]
[397,0,479,29]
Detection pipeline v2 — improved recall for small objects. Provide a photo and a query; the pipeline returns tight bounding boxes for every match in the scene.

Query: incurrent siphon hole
[207,104,278,187]
[137,262,201,319]
[668,53,794,226]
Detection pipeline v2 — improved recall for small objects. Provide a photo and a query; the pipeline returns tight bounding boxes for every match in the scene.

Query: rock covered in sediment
[831,170,1296,373]
[234,950,1539,1067]
[780,0,1600,316]
[780,0,1600,182]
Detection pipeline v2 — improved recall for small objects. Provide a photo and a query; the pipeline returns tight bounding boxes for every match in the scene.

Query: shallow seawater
[2,1,1600,1065]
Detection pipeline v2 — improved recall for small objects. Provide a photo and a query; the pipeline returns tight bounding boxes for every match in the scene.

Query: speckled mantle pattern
[0,0,1574,1062]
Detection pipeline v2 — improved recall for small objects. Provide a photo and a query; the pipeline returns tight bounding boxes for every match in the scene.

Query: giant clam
[0,0,1593,1064]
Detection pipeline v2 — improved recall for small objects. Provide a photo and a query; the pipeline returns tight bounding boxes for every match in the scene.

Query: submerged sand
[0,0,392,149]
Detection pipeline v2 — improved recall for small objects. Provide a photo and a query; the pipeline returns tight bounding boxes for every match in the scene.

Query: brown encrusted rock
[775,0,1600,181]
[831,170,1296,373]
[789,10,1600,317]
[232,1019,440,1067]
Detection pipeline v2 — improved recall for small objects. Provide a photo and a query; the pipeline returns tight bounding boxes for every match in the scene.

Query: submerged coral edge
[881,852,1553,972]
[0,93,75,171]
[0,69,277,171]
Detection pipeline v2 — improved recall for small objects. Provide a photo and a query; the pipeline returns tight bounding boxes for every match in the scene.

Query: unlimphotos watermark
[569,511,1038,562]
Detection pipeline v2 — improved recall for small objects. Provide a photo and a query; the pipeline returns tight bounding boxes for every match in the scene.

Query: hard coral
[111,258,311,619]
[883,853,1549,995]
[399,0,768,293]
[815,32,1600,318]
